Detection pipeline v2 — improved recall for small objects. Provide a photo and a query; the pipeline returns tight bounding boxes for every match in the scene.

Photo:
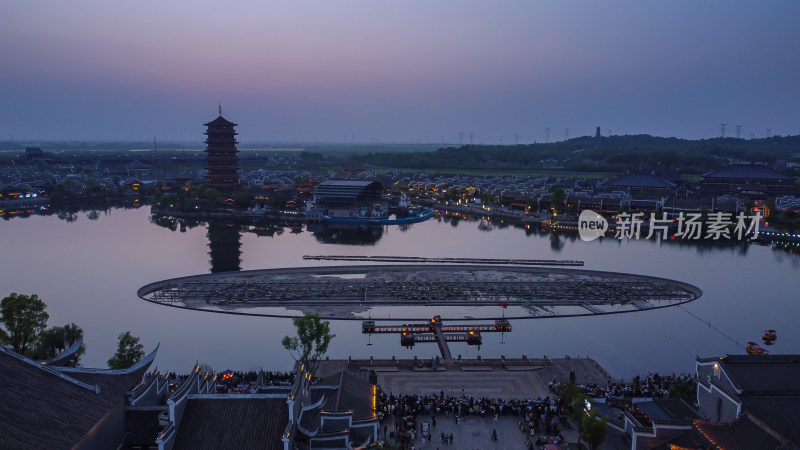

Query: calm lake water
[2,207,798,378]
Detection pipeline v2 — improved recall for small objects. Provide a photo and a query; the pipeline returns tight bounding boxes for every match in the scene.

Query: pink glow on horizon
[2,1,799,141]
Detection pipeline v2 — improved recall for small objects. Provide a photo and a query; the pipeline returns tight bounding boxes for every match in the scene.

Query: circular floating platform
[137,264,701,320]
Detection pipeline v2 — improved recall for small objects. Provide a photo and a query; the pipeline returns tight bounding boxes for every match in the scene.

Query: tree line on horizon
[302,133,800,175]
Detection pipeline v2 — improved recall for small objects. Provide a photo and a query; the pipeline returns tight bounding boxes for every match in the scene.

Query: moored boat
[323,208,433,225]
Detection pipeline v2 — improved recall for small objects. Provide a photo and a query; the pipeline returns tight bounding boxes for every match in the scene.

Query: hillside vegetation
[330,134,800,175]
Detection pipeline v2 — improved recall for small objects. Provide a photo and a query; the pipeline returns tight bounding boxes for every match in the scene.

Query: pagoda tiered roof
[203,115,238,127]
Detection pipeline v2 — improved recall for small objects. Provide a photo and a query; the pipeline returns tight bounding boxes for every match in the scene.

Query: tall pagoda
[204,105,240,195]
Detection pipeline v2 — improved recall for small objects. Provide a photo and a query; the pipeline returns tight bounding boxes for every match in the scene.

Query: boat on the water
[323,208,433,225]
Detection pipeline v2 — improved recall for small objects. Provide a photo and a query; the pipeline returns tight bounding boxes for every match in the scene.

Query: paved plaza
[318,356,614,448]
[363,357,612,400]
[380,414,582,450]
[376,370,553,399]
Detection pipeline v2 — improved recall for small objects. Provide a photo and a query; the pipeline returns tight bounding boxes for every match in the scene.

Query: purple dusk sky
[2,1,799,143]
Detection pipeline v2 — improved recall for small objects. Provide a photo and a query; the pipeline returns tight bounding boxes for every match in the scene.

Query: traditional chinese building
[593,354,800,449]
[204,106,240,195]
[135,362,377,449]
[699,164,798,197]
[0,344,157,449]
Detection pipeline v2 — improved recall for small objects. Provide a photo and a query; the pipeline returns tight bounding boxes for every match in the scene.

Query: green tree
[107,331,145,369]
[668,378,695,402]
[444,188,462,203]
[479,192,496,205]
[282,314,335,375]
[557,381,580,405]
[33,323,86,366]
[235,186,252,208]
[205,188,219,207]
[0,293,49,354]
[581,409,609,450]
[269,191,286,210]
[558,382,593,446]
[551,188,566,212]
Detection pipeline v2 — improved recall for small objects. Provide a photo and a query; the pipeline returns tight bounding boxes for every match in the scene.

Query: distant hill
[347,134,800,175]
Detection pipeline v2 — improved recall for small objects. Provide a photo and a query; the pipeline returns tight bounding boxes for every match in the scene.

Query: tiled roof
[720,354,800,393]
[42,335,84,366]
[0,347,152,450]
[637,401,674,422]
[695,416,783,449]
[739,395,800,444]
[173,398,287,450]
[204,115,238,127]
[318,371,374,419]
[652,399,701,421]
[704,164,790,180]
[711,354,800,445]
[606,174,676,189]
[646,430,706,450]
[314,180,383,200]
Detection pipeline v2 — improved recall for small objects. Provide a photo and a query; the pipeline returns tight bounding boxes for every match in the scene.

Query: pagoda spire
[218,101,222,117]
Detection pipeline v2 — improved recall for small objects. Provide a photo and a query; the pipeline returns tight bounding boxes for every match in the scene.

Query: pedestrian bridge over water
[137,265,701,320]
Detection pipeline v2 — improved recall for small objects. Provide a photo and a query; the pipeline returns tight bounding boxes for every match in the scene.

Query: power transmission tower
[459,131,464,145]
[735,125,742,139]
[720,123,726,138]
[564,128,569,141]
[766,128,771,138]
[469,132,474,145]
[545,128,550,143]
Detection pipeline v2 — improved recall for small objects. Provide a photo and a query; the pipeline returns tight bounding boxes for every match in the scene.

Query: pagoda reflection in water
[207,221,242,273]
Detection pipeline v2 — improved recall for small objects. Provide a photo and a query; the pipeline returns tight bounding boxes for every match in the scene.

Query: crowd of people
[147,369,299,394]
[376,391,567,449]
[215,370,260,393]
[375,371,698,449]
[559,372,697,399]
[215,370,299,393]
